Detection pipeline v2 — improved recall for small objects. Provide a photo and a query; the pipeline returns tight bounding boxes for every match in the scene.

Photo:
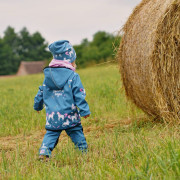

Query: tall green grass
[0,65,179,179]
[0,124,179,179]
[0,64,142,136]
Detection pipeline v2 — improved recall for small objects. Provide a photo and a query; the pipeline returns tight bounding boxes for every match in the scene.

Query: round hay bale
[118,0,180,122]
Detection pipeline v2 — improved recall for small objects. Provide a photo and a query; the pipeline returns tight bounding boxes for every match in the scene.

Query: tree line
[0,26,51,75]
[0,26,120,75]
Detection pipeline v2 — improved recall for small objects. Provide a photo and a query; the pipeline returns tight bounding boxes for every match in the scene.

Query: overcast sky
[0,0,141,45]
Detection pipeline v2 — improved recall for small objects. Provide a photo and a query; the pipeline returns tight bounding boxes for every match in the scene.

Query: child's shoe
[39,155,50,162]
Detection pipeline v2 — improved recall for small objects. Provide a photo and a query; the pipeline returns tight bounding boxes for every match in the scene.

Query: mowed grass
[0,64,179,179]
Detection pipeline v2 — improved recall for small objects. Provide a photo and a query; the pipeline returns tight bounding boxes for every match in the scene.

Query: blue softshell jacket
[34,67,90,131]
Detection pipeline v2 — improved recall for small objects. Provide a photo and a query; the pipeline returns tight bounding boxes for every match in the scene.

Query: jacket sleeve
[72,74,90,117]
[34,84,44,111]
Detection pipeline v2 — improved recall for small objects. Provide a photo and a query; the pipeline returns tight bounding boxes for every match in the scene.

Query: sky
[0,0,141,45]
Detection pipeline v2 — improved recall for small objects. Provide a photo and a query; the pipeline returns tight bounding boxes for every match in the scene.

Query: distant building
[17,61,46,76]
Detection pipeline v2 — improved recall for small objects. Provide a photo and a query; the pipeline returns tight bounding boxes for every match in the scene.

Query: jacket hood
[44,67,74,90]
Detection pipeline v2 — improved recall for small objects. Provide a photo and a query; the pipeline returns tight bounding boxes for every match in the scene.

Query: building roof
[17,61,46,75]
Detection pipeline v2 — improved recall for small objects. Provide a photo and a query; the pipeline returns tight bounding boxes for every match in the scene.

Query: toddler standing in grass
[34,40,90,160]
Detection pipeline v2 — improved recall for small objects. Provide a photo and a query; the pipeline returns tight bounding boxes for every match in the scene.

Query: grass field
[0,64,179,179]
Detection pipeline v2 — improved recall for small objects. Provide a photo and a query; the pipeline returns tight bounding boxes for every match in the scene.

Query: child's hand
[83,114,90,119]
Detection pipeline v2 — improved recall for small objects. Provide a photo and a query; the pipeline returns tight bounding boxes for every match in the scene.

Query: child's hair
[71,61,77,69]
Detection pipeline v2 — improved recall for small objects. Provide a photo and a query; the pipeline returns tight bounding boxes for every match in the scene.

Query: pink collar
[49,59,75,71]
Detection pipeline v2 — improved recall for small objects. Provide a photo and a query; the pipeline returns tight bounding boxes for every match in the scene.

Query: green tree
[0,26,51,75]
[91,31,112,46]
[0,38,16,75]
[74,31,120,67]
[2,26,20,74]
[18,28,51,61]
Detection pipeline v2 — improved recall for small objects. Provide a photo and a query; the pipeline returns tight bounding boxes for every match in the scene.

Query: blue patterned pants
[39,124,87,156]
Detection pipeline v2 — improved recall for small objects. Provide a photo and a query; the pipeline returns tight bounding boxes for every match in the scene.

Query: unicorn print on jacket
[48,112,55,120]
[46,115,50,126]
[57,112,64,120]
[71,115,77,121]
[80,88,86,96]
[71,104,76,110]
[62,120,70,127]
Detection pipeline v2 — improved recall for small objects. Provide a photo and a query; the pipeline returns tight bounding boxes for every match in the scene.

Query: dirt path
[0,119,133,154]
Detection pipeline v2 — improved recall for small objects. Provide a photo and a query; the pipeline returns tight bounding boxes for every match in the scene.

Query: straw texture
[118,0,180,122]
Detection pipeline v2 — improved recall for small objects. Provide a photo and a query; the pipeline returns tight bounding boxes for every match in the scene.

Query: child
[34,40,90,160]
